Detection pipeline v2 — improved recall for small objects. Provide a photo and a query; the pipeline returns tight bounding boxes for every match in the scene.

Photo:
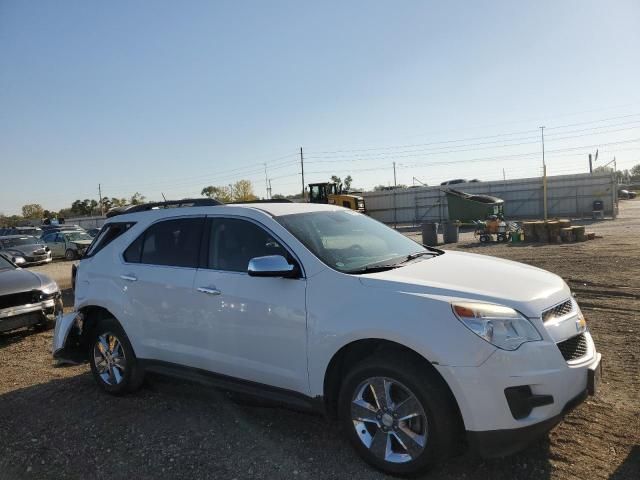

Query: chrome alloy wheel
[93,333,127,385]
[351,377,428,463]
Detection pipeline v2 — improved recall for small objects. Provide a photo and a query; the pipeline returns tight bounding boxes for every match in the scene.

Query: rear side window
[85,222,136,258]
[124,218,203,268]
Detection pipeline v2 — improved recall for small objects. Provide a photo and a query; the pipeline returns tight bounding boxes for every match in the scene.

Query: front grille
[542,299,573,322]
[0,290,41,310]
[557,333,588,361]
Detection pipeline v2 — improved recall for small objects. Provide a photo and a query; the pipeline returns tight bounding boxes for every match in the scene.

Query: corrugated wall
[362,172,617,224]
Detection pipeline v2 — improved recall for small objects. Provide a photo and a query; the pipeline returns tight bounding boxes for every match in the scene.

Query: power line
[303,112,640,156]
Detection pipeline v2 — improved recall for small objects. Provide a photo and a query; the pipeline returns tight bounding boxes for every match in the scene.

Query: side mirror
[248,255,299,278]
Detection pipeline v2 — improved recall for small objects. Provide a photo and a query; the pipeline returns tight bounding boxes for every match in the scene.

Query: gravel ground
[0,201,638,480]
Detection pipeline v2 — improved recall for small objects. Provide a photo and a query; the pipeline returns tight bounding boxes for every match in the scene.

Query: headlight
[41,280,60,295]
[452,302,542,351]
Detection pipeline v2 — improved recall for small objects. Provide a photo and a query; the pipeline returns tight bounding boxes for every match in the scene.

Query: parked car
[12,226,43,236]
[618,189,637,200]
[0,253,61,333]
[86,228,101,238]
[440,178,468,185]
[42,230,94,260]
[53,202,601,476]
[39,224,85,238]
[0,235,52,266]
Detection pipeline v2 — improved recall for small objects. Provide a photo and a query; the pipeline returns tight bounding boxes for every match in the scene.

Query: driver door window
[207,218,287,272]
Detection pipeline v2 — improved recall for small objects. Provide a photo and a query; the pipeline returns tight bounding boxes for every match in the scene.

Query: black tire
[88,316,144,395]
[65,249,76,261]
[338,353,460,476]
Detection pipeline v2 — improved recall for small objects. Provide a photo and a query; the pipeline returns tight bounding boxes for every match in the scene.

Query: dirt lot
[1,201,638,480]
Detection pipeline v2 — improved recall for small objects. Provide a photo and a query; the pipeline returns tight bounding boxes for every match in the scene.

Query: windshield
[277,210,433,273]
[65,232,92,241]
[0,236,38,247]
[0,255,15,269]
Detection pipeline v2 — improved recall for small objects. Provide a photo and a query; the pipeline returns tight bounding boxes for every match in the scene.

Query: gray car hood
[0,243,48,255]
[0,267,46,295]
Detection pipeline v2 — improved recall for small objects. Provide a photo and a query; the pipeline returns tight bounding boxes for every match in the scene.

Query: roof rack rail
[228,199,293,204]
[106,198,222,218]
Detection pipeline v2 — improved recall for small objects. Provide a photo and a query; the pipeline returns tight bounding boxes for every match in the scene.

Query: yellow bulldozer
[308,182,366,213]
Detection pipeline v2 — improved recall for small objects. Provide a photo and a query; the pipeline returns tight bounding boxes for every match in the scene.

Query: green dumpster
[444,188,504,222]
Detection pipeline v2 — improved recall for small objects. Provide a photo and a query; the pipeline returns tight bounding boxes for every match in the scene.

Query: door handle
[120,274,137,282]
[197,286,221,296]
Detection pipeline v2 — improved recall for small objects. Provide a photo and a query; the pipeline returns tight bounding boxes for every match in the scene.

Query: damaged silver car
[0,254,62,333]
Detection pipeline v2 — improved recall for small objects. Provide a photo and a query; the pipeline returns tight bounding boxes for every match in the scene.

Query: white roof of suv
[108,202,344,223]
[232,202,343,216]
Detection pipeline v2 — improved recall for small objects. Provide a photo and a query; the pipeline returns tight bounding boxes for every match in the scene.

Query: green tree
[70,199,98,216]
[343,175,353,191]
[22,203,44,219]
[201,185,233,202]
[232,180,258,202]
[130,192,146,205]
[631,164,640,177]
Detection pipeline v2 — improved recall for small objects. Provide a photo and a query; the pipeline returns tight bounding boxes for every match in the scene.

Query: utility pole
[268,179,272,199]
[300,147,305,201]
[98,184,103,216]
[589,154,593,174]
[263,163,269,199]
[540,126,548,220]
[503,168,506,181]
[393,162,397,187]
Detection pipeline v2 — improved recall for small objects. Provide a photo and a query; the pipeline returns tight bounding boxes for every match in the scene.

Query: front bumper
[467,387,589,457]
[23,255,53,266]
[0,297,61,333]
[435,332,601,455]
[52,311,86,364]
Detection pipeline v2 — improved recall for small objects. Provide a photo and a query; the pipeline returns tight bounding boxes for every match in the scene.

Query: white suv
[53,201,601,476]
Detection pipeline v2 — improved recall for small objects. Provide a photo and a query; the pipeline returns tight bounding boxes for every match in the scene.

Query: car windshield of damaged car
[64,232,93,242]
[0,236,39,247]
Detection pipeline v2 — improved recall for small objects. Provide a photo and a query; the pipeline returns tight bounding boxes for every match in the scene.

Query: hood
[0,267,45,295]
[71,240,93,247]
[359,251,570,317]
[0,243,48,256]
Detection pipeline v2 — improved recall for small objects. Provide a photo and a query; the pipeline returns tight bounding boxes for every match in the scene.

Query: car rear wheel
[65,249,76,260]
[89,317,144,395]
[338,353,459,476]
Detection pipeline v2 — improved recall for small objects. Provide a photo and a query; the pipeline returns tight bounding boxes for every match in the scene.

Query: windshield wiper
[344,264,401,274]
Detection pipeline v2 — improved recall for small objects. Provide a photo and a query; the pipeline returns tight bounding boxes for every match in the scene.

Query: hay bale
[558,219,572,229]
[546,220,561,243]
[534,221,549,242]
[572,225,586,242]
[560,227,574,242]
[522,222,537,242]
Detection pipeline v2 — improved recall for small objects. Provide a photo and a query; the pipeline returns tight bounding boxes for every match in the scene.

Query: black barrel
[442,221,459,244]
[421,222,439,246]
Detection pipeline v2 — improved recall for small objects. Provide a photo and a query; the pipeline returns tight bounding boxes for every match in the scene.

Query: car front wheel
[89,317,144,395]
[338,353,459,476]
[65,249,76,260]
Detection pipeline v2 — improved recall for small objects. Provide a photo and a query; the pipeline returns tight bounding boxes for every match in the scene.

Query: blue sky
[1,0,639,215]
